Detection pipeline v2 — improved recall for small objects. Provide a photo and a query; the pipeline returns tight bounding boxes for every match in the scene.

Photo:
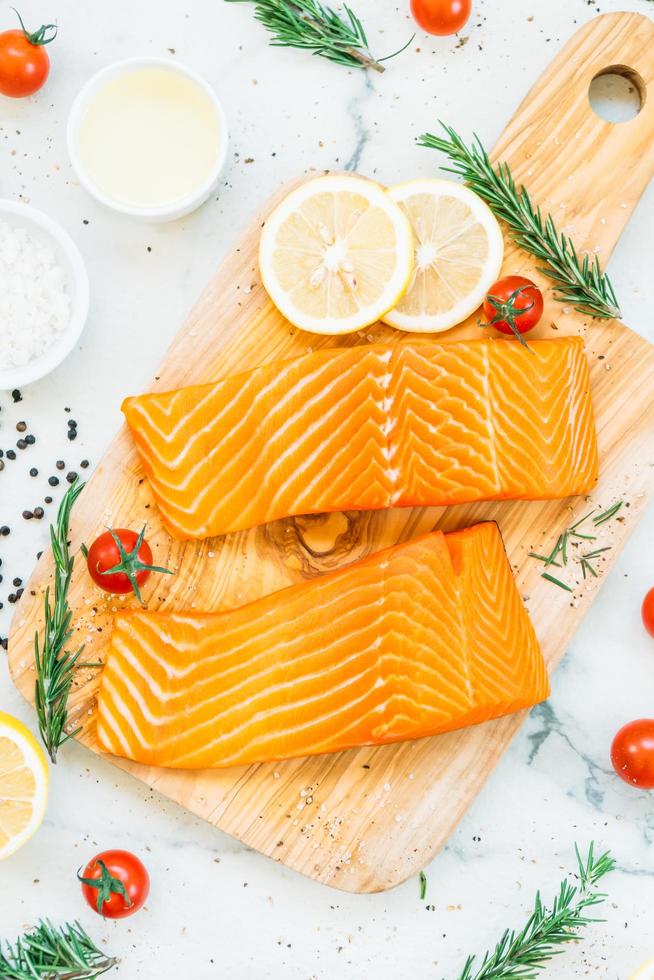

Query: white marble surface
[1,1,654,976]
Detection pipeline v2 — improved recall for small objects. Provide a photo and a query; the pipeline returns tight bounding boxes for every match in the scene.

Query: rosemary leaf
[419,870,427,901]
[532,500,623,590]
[560,531,568,565]
[34,479,85,764]
[541,572,573,592]
[225,0,413,72]
[579,546,612,580]
[593,501,623,526]
[418,124,621,320]
[455,843,615,980]
[583,546,612,559]
[580,558,596,580]
[569,509,596,531]
[0,919,117,979]
[528,552,560,566]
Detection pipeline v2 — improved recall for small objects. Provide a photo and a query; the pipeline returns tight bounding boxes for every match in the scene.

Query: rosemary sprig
[455,843,615,980]
[225,0,413,72]
[418,124,621,320]
[0,919,117,979]
[34,479,86,764]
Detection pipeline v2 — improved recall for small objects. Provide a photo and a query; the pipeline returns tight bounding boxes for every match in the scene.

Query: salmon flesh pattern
[96,522,549,769]
[122,338,598,540]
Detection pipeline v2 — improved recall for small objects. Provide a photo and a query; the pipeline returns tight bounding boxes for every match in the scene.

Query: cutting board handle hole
[589,65,646,123]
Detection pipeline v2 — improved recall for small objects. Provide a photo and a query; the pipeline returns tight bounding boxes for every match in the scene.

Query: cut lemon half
[259,175,414,335]
[0,711,49,860]
[632,961,654,980]
[383,179,504,333]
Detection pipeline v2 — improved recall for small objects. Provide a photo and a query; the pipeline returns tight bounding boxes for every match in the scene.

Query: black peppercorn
[6,450,16,460]
[66,471,78,484]
[16,439,27,450]
[48,475,59,487]
[56,460,65,470]
[22,510,34,520]
[25,434,35,445]
[29,467,38,477]
[80,459,89,468]
[33,507,44,519]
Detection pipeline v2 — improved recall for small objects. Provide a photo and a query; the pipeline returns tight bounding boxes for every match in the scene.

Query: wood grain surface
[9,11,654,892]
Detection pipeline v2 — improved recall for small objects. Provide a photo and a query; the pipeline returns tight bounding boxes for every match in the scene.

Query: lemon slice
[259,174,414,335]
[0,711,49,860]
[632,960,654,980]
[383,179,504,333]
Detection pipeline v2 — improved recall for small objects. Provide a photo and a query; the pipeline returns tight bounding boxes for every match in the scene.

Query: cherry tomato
[482,275,544,344]
[83,527,172,603]
[79,850,149,919]
[410,0,472,36]
[611,719,654,789]
[0,12,56,99]
[642,587,654,638]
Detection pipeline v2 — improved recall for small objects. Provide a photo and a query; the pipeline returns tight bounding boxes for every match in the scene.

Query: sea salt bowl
[0,200,89,390]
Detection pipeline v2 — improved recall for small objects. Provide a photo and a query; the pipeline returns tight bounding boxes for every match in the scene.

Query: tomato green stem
[479,284,535,349]
[101,526,173,605]
[78,859,132,916]
[12,7,58,45]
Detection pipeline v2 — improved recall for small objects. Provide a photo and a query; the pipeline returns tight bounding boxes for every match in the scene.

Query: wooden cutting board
[9,11,654,893]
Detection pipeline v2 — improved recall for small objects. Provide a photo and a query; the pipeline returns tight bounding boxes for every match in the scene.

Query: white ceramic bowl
[67,56,229,222]
[0,200,90,390]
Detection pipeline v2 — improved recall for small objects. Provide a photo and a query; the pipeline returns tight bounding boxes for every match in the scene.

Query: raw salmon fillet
[96,522,549,769]
[122,338,598,540]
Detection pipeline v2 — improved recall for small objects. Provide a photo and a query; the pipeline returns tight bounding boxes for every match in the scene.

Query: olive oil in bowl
[69,59,228,221]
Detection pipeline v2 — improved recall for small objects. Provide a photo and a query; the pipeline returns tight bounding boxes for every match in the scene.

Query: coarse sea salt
[0,219,71,369]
